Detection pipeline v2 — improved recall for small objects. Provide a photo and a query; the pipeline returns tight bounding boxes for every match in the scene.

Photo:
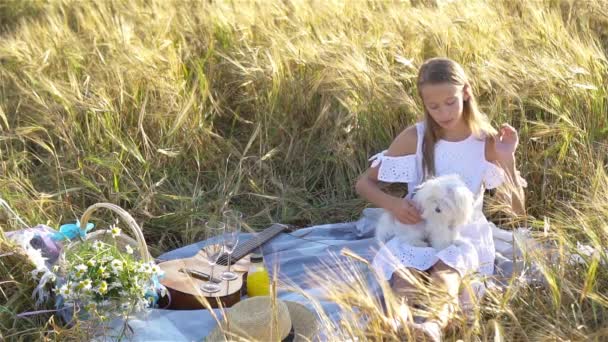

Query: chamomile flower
[97,281,108,295]
[75,264,88,278]
[57,283,71,297]
[77,279,93,292]
[151,264,164,277]
[97,266,111,279]
[125,245,134,255]
[110,225,121,238]
[99,257,110,266]
[92,240,104,250]
[87,259,97,267]
[110,259,123,273]
[138,263,153,274]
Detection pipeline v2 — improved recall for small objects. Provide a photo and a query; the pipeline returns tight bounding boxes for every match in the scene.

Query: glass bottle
[246,252,270,297]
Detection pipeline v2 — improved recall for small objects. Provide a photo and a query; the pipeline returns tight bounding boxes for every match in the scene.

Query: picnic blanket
[105,208,537,341]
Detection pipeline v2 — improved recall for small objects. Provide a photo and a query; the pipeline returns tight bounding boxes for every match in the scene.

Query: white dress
[371,122,507,283]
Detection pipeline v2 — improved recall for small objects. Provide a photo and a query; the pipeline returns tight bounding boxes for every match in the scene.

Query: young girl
[355,57,526,340]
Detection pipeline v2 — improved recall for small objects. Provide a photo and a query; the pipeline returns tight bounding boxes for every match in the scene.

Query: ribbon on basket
[51,221,95,241]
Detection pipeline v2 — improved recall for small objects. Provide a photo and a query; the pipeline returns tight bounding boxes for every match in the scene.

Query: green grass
[1,0,607,340]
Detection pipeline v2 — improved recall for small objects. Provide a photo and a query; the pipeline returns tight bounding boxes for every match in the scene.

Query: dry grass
[1,0,607,340]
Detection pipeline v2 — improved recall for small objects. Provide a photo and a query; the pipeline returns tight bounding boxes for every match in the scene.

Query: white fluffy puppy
[375,174,475,250]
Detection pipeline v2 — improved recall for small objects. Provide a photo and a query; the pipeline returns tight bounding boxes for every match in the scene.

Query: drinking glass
[200,220,225,293]
[220,210,243,281]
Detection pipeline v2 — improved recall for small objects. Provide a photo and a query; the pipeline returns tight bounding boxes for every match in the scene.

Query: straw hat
[206,296,318,342]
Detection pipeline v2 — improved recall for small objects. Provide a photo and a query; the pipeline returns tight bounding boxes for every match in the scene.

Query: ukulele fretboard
[216,224,287,266]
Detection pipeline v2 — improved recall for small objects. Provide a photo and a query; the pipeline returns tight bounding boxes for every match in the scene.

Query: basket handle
[79,203,151,263]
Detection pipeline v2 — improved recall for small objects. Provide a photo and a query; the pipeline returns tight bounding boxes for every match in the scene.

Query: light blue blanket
[108,208,532,341]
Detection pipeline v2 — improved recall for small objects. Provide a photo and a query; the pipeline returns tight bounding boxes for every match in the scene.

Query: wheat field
[1,0,608,340]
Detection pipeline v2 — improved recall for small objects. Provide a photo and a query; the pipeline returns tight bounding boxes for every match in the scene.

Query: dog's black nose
[435,207,441,213]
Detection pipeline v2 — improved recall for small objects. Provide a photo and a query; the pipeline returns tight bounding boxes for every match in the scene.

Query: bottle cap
[250,253,264,263]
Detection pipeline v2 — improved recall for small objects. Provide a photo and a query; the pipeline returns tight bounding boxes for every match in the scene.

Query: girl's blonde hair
[417,57,497,178]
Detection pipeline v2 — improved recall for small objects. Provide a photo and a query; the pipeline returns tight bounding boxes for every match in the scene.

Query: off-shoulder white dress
[371,122,508,285]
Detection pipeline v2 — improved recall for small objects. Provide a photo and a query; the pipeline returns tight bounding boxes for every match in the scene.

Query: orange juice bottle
[246,253,270,297]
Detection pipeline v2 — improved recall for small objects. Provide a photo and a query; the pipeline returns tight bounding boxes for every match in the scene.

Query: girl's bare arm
[355,125,422,224]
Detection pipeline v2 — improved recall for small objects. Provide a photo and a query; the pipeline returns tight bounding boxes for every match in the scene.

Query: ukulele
[158,223,291,310]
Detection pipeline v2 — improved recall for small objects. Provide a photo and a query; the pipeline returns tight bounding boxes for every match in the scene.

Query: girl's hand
[389,198,423,224]
[495,123,519,163]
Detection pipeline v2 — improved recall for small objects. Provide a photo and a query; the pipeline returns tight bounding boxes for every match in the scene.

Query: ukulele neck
[216,224,287,266]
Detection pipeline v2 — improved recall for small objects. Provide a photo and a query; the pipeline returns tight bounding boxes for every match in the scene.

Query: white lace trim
[373,239,478,279]
[482,161,528,189]
[372,221,496,279]
[516,170,528,188]
[369,150,417,183]
[482,161,505,189]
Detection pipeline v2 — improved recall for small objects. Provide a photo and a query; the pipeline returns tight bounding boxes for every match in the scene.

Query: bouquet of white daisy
[54,222,166,322]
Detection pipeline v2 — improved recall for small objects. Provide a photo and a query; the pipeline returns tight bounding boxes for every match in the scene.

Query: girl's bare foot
[407,320,442,342]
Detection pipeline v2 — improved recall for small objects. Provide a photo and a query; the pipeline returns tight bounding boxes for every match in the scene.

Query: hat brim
[206,301,318,342]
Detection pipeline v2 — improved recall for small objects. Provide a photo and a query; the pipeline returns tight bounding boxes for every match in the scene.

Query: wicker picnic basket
[0,199,156,333]
[55,202,156,330]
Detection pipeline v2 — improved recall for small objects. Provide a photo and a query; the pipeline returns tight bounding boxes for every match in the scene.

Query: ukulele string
[230,231,343,257]
[281,231,342,248]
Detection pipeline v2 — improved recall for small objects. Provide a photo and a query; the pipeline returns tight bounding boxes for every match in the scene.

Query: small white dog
[375,174,475,250]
